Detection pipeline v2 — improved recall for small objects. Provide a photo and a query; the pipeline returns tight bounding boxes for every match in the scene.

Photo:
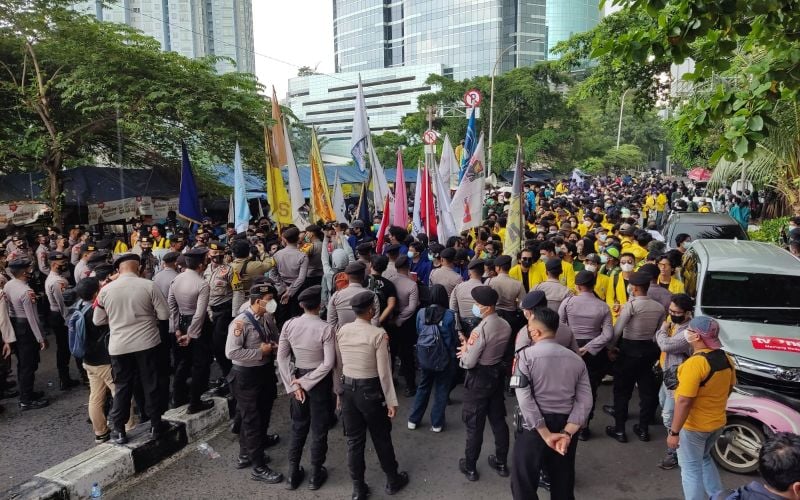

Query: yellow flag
[504,136,525,265]
[264,125,292,226]
[309,129,336,222]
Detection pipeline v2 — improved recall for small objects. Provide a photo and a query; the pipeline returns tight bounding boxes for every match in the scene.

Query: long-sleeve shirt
[225,308,268,368]
[533,278,573,312]
[410,257,432,286]
[5,278,45,342]
[153,267,178,301]
[558,292,613,355]
[449,278,482,332]
[272,245,308,298]
[168,269,210,339]
[515,338,593,430]
[613,295,666,342]
[389,273,419,326]
[656,320,693,369]
[429,266,463,297]
[459,312,511,369]
[647,284,672,311]
[305,240,324,278]
[334,318,398,408]
[277,313,335,393]
[486,273,526,312]
[36,245,49,276]
[93,272,169,356]
[0,290,16,344]
[326,282,380,331]
[45,271,70,321]
[514,322,578,353]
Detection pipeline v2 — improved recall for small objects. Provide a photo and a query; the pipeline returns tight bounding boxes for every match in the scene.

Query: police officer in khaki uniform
[533,258,573,312]
[168,247,213,413]
[450,259,485,337]
[225,283,284,484]
[514,290,578,353]
[326,261,380,331]
[35,232,50,276]
[5,258,49,409]
[230,239,272,315]
[45,251,82,389]
[387,255,419,397]
[277,285,335,490]
[138,236,160,280]
[335,290,409,500]
[272,228,309,327]
[429,248,463,297]
[204,241,234,390]
[457,286,512,481]
[73,242,97,285]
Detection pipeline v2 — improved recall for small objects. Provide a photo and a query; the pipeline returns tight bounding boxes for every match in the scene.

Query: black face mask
[142,248,152,254]
[520,258,532,267]
[670,314,685,324]
[211,255,224,264]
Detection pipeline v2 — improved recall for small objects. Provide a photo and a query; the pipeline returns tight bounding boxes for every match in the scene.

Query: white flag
[332,170,347,224]
[350,76,370,172]
[368,135,392,220]
[433,160,457,241]
[439,134,457,192]
[283,125,308,230]
[411,165,423,236]
[449,133,486,232]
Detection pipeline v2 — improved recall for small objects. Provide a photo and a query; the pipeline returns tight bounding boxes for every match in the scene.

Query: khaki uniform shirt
[486,273,526,312]
[0,290,15,344]
[429,266,463,297]
[449,278,483,331]
[272,245,308,298]
[230,258,271,314]
[168,269,210,339]
[153,268,178,301]
[534,278,574,312]
[36,244,49,276]
[614,295,667,342]
[45,271,70,321]
[326,283,380,331]
[277,313,335,393]
[388,273,419,326]
[459,312,511,369]
[5,278,45,342]
[204,262,233,310]
[558,292,614,355]
[334,318,398,408]
[74,259,90,285]
[225,308,268,368]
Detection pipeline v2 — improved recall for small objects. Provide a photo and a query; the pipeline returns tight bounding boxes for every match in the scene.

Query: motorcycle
[712,385,800,474]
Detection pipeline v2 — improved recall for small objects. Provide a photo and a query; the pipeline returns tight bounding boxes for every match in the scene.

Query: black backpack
[664,349,732,390]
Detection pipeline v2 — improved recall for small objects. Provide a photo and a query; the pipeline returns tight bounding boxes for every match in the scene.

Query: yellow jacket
[657,276,685,294]
[656,193,668,211]
[113,240,129,255]
[594,273,611,302]
[644,195,656,212]
[555,182,568,194]
[621,238,648,262]
[606,271,630,323]
[509,263,546,290]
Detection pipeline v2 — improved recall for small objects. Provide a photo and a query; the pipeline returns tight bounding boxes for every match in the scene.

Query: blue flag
[178,142,203,224]
[459,107,477,182]
[233,142,251,233]
[357,180,371,225]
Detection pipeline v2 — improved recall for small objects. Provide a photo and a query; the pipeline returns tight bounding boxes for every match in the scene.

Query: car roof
[668,212,739,225]
[690,239,800,275]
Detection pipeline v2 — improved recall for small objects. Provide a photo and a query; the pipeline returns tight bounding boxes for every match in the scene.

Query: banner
[88,196,178,225]
[0,202,50,229]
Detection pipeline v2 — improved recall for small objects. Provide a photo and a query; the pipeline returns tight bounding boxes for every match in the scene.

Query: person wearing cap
[5,258,49,409]
[670,316,735,500]
[277,285,335,490]
[388,254,420,396]
[73,242,97,285]
[429,247,463,297]
[169,235,187,254]
[557,270,613,441]
[533,258,573,312]
[168,247,214,414]
[327,261,380,332]
[606,251,636,323]
[35,232,50,276]
[538,241,577,291]
[450,259,485,338]
[229,239,272,314]
[582,253,610,300]
[334,290,409,499]
[457,285,512,482]
[365,255,397,326]
[619,223,647,262]
[382,243,401,281]
[153,251,180,301]
[225,282,285,484]
[346,220,370,255]
[511,308,592,500]
[271,227,309,327]
[639,263,671,311]
[485,254,526,361]
[137,235,160,280]
[605,271,666,444]
[301,225,325,290]
[203,241,234,391]
[45,251,83,390]
[94,253,170,443]
[7,235,30,262]
[509,247,545,293]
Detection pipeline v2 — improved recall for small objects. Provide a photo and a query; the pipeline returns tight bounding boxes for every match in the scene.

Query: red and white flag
[393,149,408,229]
[449,133,485,232]
[375,195,392,254]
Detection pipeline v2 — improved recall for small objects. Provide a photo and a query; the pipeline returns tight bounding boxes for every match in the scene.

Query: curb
[3,396,229,500]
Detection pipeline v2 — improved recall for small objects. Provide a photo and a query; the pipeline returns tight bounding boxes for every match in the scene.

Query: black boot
[286,464,305,490]
[351,480,370,500]
[385,471,409,495]
[308,465,328,490]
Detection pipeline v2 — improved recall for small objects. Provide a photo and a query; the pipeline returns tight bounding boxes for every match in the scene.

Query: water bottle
[196,442,220,459]
[90,482,102,498]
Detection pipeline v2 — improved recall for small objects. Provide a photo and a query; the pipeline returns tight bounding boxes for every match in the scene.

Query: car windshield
[701,272,800,325]
[675,223,748,241]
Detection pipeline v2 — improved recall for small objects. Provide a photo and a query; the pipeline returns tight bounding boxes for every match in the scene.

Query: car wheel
[712,417,765,474]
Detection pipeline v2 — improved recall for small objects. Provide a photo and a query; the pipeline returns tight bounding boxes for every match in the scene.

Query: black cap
[208,241,224,251]
[471,285,499,307]
[350,290,375,309]
[638,263,659,280]
[467,259,485,271]
[384,243,400,254]
[87,251,110,265]
[93,264,114,280]
[173,235,187,243]
[48,251,67,261]
[484,258,495,269]
[113,253,140,270]
[440,247,456,260]
[345,261,366,275]
[520,290,547,310]
[8,257,32,269]
[495,255,512,268]
[394,254,409,269]
[250,282,277,299]
[545,258,563,275]
[628,272,651,286]
[351,220,365,229]
[162,251,180,264]
[95,238,113,250]
[185,247,209,258]
[575,270,596,287]
[298,285,322,307]
[81,243,97,253]
[356,242,373,256]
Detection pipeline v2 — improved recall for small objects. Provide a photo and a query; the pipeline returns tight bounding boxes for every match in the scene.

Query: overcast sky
[252,1,336,99]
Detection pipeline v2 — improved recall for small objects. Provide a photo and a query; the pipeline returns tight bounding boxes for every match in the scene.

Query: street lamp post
[487,37,542,173]
[616,88,633,149]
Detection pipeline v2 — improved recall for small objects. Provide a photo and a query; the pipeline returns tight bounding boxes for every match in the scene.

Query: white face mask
[265,299,278,314]
[683,330,695,344]
[598,234,607,242]
[585,264,597,273]
[621,263,634,272]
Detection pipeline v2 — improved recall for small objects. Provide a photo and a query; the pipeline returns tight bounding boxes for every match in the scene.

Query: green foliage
[602,144,646,172]
[748,217,790,244]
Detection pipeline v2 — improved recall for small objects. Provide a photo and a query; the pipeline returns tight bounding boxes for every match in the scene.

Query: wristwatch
[668,429,680,437]
[560,429,573,439]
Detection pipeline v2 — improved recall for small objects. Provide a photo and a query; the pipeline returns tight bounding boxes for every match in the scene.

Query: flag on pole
[450,133,486,232]
[411,164,423,236]
[393,149,408,229]
[309,129,336,223]
[270,86,288,166]
[264,125,292,226]
[283,125,308,229]
[227,193,234,224]
[375,195,391,254]
[350,76,370,172]
[432,160,457,241]
[331,170,347,224]
[504,137,525,265]
[458,107,477,182]
[439,134,458,191]
[178,142,203,224]
[356,181,371,225]
[368,135,392,218]
[420,164,438,238]
[233,142,251,233]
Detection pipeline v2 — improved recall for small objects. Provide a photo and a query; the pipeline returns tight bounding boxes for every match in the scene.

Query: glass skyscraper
[545,0,601,55]
[333,0,547,81]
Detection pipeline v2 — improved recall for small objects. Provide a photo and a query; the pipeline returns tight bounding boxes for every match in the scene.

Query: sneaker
[658,450,679,470]
[95,431,111,444]
[407,421,417,430]
[430,426,442,433]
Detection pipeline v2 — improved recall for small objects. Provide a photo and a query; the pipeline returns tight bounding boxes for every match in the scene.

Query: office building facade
[72,0,255,74]
[545,0,601,55]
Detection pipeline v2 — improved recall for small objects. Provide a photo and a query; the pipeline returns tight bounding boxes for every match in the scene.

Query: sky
[252,1,336,100]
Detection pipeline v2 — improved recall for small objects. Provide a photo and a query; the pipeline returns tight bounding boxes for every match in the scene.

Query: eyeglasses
[668,309,684,315]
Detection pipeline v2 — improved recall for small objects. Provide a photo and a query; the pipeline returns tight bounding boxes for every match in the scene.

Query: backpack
[67,300,93,359]
[664,349,732,390]
[417,312,449,372]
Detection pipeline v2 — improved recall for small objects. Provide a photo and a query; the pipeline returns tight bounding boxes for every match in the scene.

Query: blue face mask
[428,253,434,261]
[372,224,380,233]
[407,251,416,259]
[472,304,483,318]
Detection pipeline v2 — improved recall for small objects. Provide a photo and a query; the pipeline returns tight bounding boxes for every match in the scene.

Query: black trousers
[340,377,399,482]
[47,311,83,381]
[230,364,277,467]
[388,318,417,389]
[511,414,579,500]
[497,309,525,363]
[110,345,163,432]
[210,302,233,377]
[612,339,660,429]
[577,340,609,423]
[173,316,212,406]
[462,365,509,468]
[12,319,40,402]
[288,371,332,467]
